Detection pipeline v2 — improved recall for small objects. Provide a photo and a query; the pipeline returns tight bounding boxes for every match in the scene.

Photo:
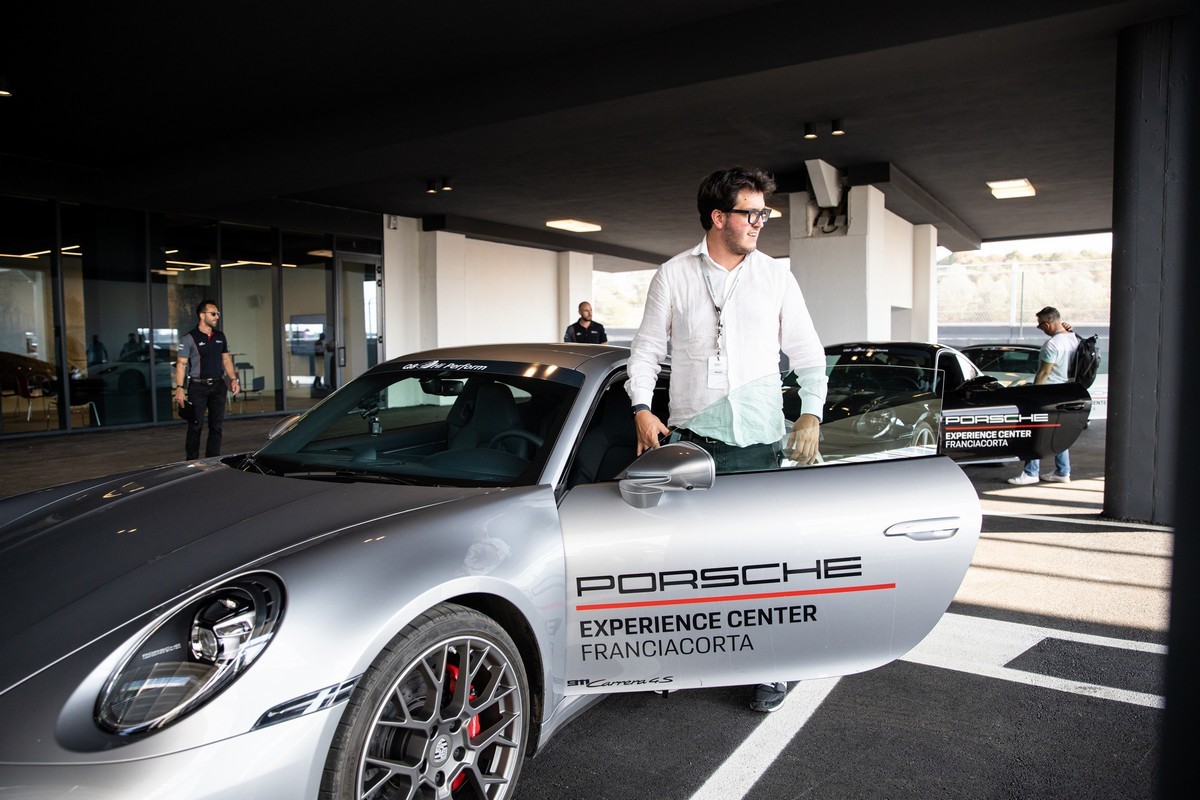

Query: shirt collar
[692,237,763,274]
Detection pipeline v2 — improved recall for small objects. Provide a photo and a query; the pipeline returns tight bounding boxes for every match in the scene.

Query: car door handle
[884,517,962,541]
[1056,401,1089,411]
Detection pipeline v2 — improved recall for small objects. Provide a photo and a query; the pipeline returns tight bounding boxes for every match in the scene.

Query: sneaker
[1007,473,1039,485]
[750,682,788,713]
[1042,474,1071,483]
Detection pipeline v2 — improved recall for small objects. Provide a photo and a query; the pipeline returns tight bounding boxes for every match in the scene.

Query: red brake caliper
[445,663,481,791]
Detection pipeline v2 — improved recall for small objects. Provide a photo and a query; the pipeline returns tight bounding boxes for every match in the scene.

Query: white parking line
[688,677,840,800]
[688,612,1162,800]
[902,612,1165,708]
[983,511,1174,533]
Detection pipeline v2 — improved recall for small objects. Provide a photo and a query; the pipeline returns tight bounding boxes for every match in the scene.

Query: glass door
[334,256,381,388]
[281,232,333,412]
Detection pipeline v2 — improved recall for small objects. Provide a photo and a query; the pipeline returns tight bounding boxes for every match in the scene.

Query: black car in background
[813,342,1091,464]
[958,343,1042,387]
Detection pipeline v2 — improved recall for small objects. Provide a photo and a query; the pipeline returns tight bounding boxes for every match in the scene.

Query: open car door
[556,370,980,694]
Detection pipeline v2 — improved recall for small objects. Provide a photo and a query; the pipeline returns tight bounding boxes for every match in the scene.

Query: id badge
[708,354,729,390]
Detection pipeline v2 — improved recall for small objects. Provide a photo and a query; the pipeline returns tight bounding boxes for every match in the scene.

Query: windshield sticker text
[400,360,489,371]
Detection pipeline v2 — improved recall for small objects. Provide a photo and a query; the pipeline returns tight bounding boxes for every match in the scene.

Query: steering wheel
[488,429,544,451]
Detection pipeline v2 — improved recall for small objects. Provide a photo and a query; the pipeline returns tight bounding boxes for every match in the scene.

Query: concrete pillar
[421,230,470,348]
[911,224,938,341]
[1162,12,1198,786]
[381,215,422,359]
[558,251,595,339]
[1107,16,1192,525]
[789,184,928,345]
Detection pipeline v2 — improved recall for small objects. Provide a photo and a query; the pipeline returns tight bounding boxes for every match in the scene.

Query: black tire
[321,603,529,800]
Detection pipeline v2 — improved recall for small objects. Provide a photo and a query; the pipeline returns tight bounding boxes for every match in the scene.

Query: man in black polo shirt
[563,301,608,344]
[174,299,240,459]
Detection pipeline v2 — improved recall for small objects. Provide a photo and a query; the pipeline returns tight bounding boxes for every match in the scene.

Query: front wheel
[912,420,938,451]
[321,603,530,800]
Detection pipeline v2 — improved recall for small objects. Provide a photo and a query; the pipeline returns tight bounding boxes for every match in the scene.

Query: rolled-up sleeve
[779,276,828,419]
[625,268,671,407]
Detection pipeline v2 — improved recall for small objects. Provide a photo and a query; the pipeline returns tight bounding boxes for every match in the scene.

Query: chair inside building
[239,375,266,412]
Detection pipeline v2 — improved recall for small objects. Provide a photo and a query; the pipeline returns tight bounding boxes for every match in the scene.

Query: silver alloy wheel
[323,604,528,800]
[912,421,938,449]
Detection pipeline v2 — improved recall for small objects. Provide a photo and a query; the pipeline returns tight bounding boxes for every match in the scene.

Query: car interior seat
[446,380,531,458]
[569,386,638,486]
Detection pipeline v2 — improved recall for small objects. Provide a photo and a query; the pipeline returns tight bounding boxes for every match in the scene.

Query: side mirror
[267,414,302,440]
[616,442,715,508]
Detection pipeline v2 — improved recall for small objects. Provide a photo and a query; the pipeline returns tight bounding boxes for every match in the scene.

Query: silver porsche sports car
[0,343,981,799]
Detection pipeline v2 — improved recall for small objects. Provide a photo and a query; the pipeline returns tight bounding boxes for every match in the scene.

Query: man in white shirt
[625,166,828,711]
[1008,305,1079,485]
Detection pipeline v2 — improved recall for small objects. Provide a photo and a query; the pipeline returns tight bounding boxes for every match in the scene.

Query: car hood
[0,461,481,694]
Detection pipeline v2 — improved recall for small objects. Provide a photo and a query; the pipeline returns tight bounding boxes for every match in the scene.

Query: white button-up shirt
[625,239,828,446]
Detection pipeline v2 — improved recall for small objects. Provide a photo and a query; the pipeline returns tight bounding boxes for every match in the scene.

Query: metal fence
[936,259,1110,374]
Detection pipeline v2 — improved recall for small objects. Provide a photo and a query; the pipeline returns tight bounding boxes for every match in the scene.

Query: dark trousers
[186,380,228,459]
[673,429,781,473]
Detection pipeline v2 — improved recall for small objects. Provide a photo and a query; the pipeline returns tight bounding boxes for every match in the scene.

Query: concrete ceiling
[1,0,1189,271]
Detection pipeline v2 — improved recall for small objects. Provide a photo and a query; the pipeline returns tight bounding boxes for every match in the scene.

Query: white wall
[381,216,423,359]
[558,251,595,338]
[463,238,560,344]
[789,183,937,346]
[381,217,583,358]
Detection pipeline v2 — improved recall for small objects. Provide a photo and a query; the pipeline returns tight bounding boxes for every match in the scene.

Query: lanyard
[703,262,744,359]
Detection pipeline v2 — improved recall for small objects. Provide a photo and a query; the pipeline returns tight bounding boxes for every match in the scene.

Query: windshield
[251,361,580,487]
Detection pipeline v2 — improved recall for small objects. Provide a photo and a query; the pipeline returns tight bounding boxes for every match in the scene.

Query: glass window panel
[150,214,216,422]
[61,204,151,428]
[220,223,276,415]
[340,257,381,384]
[0,195,59,434]
[282,231,332,413]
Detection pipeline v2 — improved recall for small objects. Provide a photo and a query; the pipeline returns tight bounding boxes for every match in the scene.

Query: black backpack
[1071,333,1100,389]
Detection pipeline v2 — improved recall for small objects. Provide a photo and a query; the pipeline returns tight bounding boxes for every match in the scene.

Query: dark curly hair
[697,166,776,230]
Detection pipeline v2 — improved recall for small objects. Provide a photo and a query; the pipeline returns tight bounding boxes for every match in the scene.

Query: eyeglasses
[722,208,772,225]
[205,311,221,317]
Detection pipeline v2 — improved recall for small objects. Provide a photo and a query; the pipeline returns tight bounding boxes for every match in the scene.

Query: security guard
[175,299,240,459]
[563,301,608,344]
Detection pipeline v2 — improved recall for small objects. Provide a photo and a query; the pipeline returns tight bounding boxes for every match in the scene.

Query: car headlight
[96,573,284,735]
[854,408,899,439]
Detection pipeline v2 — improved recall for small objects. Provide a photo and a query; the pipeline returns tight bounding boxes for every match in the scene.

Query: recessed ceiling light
[546,219,602,233]
[987,178,1036,199]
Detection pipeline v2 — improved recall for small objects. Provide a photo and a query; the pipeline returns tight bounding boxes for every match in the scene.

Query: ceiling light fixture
[803,123,818,140]
[831,119,845,136]
[441,177,453,191]
[546,219,602,233]
[426,179,440,194]
[0,77,12,98]
[987,178,1036,199]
